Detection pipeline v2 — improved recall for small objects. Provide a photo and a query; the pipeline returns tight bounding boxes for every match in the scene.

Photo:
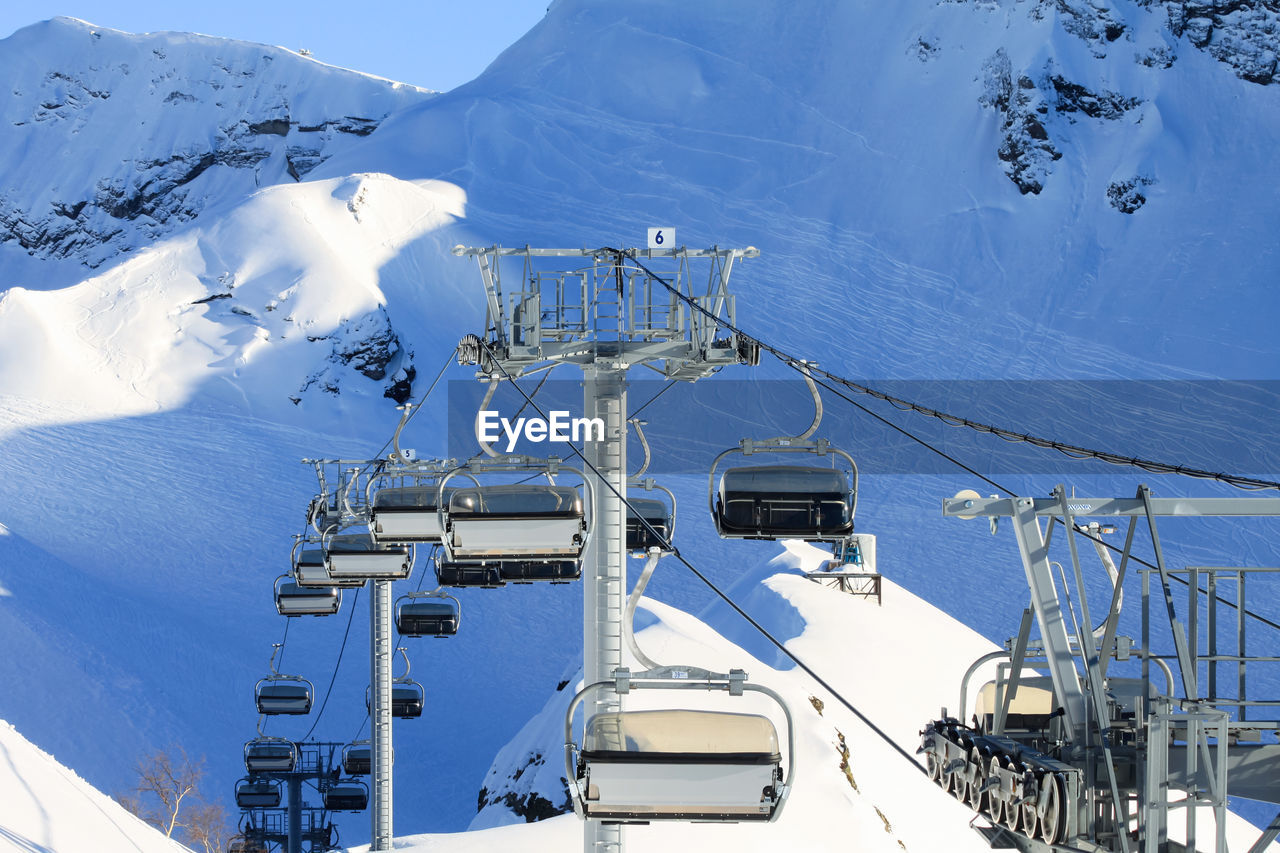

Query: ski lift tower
[453,239,759,853]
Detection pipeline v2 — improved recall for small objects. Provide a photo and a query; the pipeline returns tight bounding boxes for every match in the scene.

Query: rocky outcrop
[1145,0,1280,84]
[982,50,1063,195]
[297,307,416,402]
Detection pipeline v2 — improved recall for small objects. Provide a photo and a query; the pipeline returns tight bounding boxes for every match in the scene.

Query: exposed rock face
[298,307,415,402]
[0,17,434,268]
[475,752,572,823]
[982,50,1063,195]
[1107,176,1156,212]
[961,0,1278,200]
[1144,0,1280,83]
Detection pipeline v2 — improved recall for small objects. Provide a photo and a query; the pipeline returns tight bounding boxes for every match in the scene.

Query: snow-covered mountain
[1,0,1279,850]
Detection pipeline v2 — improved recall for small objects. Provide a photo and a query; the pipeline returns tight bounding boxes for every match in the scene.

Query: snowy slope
[0,719,191,853]
[0,0,1278,850]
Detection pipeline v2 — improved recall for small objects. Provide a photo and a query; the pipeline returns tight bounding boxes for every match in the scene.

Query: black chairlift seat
[396,599,459,637]
[370,485,454,544]
[715,465,853,541]
[255,678,313,715]
[365,682,425,719]
[626,498,672,551]
[235,779,281,809]
[244,739,296,773]
[498,559,581,584]
[435,559,505,589]
[341,742,371,776]
[324,533,412,580]
[323,780,369,811]
[578,709,784,822]
[274,577,341,617]
[293,546,364,589]
[447,484,586,561]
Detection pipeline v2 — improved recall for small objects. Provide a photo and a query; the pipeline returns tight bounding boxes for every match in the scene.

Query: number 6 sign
[647,227,674,249]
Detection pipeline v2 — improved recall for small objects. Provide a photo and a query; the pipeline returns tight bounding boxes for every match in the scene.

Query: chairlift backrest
[715,463,854,540]
[322,780,369,811]
[255,676,313,716]
[370,484,455,544]
[565,668,795,824]
[396,597,460,637]
[342,742,371,775]
[626,497,672,551]
[235,778,281,809]
[323,530,413,580]
[293,544,364,589]
[244,739,297,773]
[274,575,341,617]
[444,484,588,561]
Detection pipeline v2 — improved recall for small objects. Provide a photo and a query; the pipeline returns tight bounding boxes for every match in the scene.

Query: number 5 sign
[647,227,674,249]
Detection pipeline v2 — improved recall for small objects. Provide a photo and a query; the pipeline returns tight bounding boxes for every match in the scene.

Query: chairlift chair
[274,574,341,617]
[625,495,674,552]
[565,666,794,824]
[709,439,858,541]
[369,480,455,545]
[244,737,297,773]
[395,592,460,637]
[255,675,313,715]
[341,741,372,776]
[322,779,369,811]
[292,539,364,589]
[322,529,413,581]
[444,483,587,560]
[437,456,593,563]
[235,778,281,809]
[365,648,425,718]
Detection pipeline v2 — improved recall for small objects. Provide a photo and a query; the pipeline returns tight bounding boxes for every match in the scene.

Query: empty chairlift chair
[395,593,460,637]
[626,497,673,552]
[323,779,369,811]
[291,539,364,590]
[565,667,795,824]
[323,529,413,581]
[444,484,588,562]
[274,574,341,617]
[235,778,281,809]
[341,741,371,776]
[366,681,424,719]
[255,675,313,716]
[243,738,297,774]
[576,709,785,822]
[709,439,858,542]
[369,480,453,544]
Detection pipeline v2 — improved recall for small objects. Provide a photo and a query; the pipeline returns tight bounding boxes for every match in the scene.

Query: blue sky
[0,0,550,91]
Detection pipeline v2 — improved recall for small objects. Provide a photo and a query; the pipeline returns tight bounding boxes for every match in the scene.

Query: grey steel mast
[453,241,757,853]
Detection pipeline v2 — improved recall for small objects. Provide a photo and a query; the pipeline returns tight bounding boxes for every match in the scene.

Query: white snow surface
[0,719,190,853]
[0,0,1278,850]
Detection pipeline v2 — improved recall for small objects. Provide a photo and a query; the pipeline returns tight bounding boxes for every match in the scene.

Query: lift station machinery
[920,485,1280,853]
